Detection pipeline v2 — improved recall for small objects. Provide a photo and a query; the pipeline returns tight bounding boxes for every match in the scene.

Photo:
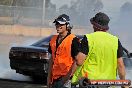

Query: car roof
[31,35,83,47]
[31,35,52,46]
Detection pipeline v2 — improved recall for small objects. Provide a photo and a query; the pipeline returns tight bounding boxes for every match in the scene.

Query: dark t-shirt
[80,35,123,58]
[48,33,80,59]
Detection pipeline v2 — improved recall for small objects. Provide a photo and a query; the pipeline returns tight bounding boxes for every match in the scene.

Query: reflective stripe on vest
[50,34,76,81]
[72,32,118,84]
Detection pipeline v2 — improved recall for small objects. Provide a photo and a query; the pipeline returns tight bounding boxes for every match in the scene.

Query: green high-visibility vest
[72,32,118,84]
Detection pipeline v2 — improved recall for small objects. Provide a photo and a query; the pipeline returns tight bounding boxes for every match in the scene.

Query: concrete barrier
[0,24,92,37]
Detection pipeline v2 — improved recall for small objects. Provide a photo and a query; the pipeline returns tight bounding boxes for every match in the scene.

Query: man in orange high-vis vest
[47,14,80,88]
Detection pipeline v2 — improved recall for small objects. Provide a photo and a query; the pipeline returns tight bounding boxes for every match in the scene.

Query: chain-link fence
[0,4,93,36]
[0,5,56,27]
[0,0,103,28]
[0,0,105,36]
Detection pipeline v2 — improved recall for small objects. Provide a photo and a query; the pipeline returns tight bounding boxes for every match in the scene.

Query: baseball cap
[53,14,70,25]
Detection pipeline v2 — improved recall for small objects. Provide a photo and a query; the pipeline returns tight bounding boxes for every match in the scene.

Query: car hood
[10,46,48,53]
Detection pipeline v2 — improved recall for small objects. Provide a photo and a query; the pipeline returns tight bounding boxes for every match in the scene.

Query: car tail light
[9,51,23,57]
[30,53,40,59]
[40,52,49,59]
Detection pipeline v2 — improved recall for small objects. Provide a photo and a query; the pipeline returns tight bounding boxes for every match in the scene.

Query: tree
[118,2,132,27]
[58,0,103,26]
[0,0,13,5]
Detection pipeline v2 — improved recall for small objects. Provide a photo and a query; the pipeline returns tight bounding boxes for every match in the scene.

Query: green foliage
[0,0,13,5]
[0,0,44,7]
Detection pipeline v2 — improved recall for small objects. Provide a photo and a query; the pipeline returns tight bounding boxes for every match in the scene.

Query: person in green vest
[71,12,126,88]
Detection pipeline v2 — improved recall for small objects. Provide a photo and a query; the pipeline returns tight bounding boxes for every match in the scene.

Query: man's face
[55,23,67,34]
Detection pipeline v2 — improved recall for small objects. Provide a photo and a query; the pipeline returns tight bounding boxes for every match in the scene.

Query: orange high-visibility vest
[50,34,76,81]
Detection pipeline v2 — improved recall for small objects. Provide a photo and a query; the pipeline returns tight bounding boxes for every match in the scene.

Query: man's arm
[75,52,86,66]
[117,39,126,80]
[70,61,78,76]
[117,57,126,80]
[70,37,83,74]
[61,37,81,82]
[117,57,128,88]
[47,44,53,88]
[61,60,77,83]
[75,35,88,65]
[62,52,87,82]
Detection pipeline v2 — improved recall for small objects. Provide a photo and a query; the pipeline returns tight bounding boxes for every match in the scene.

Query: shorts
[51,77,71,88]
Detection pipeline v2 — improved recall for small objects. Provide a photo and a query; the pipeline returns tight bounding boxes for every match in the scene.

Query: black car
[9,35,132,81]
[9,35,83,81]
[9,35,52,81]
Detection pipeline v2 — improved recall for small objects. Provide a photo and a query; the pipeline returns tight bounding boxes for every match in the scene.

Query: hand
[61,75,71,84]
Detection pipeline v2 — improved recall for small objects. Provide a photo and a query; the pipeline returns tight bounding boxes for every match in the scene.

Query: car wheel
[31,75,47,84]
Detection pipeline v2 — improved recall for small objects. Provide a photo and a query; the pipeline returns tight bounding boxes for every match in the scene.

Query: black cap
[53,14,70,24]
[90,12,110,30]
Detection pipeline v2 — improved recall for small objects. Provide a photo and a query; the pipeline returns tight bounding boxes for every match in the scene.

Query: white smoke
[0,68,31,81]
[107,2,132,86]
[0,35,41,81]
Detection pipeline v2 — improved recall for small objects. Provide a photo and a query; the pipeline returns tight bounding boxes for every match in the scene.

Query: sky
[51,0,132,15]
[101,0,132,13]
[51,0,132,23]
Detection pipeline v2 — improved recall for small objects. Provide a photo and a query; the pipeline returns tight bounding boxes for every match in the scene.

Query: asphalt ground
[0,78,47,88]
[0,35,45,88]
